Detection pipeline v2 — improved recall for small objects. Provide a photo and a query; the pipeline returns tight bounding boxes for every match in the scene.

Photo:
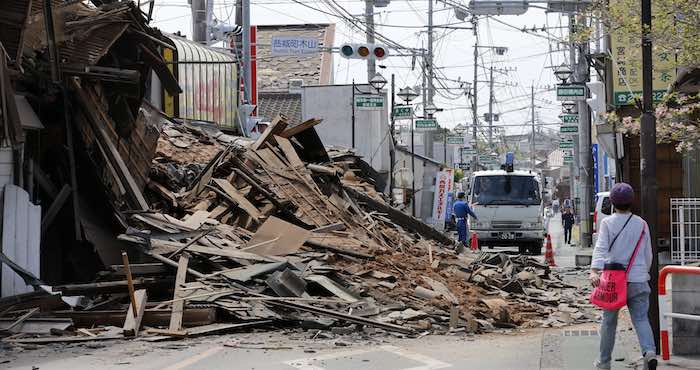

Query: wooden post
[169,254,190,332]
[121,251,138,318]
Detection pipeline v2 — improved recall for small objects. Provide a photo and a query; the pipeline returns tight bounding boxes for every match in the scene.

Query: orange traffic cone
[544,234,556,266]
[470,232,479,251]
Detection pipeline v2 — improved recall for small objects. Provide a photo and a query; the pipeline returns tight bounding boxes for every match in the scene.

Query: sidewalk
[546,212,700,370]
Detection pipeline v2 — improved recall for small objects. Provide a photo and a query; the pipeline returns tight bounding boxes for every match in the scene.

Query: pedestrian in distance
[452,192,477,252]
[552,198,560,214]
[589,183,657,370]
[562,208,575,245]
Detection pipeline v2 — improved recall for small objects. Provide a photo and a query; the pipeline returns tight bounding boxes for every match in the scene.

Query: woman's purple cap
[610,182,634,205]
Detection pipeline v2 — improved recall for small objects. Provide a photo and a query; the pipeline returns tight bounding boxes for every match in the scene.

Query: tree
[596,0,700,151]
[595,0,700,69]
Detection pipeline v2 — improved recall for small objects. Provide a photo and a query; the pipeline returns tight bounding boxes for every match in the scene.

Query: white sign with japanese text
[271,36,319,56]
[431,169,454,231]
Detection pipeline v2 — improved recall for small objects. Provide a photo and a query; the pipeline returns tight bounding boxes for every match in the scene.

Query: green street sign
[355,95,384,109]
[478,154,497,162]
[559,141,574,149]
[447,135,464,145]
[556,84,586,101]
[460,147,476,156]
[563,155,574,164]
[559,114,579,123]
[560,125,579,134]
[415,119,438,131]
[392,105,412,119]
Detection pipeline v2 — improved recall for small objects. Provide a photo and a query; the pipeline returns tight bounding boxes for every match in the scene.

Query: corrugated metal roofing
[1,184,41,297]
[169,36,238,130]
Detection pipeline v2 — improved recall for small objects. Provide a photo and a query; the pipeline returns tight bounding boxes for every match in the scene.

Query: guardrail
[658,265,700,361]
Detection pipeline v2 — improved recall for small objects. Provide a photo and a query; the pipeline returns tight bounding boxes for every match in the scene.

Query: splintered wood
[12,115,593,344]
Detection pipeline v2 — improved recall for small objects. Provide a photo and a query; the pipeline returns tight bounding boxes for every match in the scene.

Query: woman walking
[590,183,656,370]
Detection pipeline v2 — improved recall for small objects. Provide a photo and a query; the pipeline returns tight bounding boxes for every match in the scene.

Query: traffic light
[339,43,388,60]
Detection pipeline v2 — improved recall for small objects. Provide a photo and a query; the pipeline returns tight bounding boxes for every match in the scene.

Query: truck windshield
[472,175,541,206]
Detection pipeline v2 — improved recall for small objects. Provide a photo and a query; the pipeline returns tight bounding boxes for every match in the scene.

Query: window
[472,175,541,206]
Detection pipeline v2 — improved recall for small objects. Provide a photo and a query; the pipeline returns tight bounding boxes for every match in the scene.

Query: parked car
[593,192,612,244]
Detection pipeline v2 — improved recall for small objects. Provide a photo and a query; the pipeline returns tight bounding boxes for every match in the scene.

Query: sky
[148,0,576,138]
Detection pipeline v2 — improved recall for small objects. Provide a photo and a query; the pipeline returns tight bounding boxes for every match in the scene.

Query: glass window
[471,175,541,206]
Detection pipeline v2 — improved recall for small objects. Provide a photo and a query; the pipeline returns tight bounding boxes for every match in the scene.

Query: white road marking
[163,346,223,370]
[380,345,452,370]
[284,345,452,370]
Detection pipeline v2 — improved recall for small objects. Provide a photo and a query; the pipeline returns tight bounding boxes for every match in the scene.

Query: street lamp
[554,63,573,83]
[424,102,439,116]
[397,86,418,217]
[562,101,576,113]
[398,86,418,103]
[369,72,388,92]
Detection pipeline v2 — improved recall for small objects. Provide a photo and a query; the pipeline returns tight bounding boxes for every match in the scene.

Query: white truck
[467,169,546,255]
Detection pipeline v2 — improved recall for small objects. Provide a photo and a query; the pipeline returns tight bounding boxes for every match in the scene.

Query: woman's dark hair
[614,203,631,211]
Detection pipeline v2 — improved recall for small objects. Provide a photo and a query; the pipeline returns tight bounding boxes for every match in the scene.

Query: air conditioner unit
[288,79,304,93]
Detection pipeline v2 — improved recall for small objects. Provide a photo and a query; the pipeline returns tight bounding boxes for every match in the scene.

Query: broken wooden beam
[122,289,147,337]
[169,254,189,332]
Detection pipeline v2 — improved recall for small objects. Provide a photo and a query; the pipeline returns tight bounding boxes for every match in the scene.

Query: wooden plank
[279,118,323,139]
[243,216,311,256]
[128,236,278,263]
[212,178,262,220]
[250,115,288,150]
[70,80,149,211]
[121,252,139,318]
[181,210,212,229]
[274,136,305,169]
[122,289,147,337]
[3,335,122,344]
[169,254,189,332]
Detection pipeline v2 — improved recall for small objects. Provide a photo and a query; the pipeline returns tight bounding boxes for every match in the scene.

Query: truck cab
[468,169,546,255]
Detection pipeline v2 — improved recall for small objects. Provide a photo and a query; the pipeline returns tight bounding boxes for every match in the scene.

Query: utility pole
[389,74,396,203]
[488,66,494,150]
[191,0,207,42]
[365,0,376,82]
[567,14,578,217]
[531,85,536,168]
[640,0,660,351]
[471,17,479,171]
[241,0,251,103]
[205,0,214,43]
[573,15,593,249]
[425,0,435,158]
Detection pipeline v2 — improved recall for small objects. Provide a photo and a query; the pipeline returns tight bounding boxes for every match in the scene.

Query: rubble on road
[0,0,594,347]
[1,112,595,344]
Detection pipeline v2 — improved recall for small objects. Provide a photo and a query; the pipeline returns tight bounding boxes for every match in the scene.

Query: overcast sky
[149,0,576,137]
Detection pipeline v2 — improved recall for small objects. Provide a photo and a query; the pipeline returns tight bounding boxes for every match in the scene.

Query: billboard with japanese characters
[610,2,677,106]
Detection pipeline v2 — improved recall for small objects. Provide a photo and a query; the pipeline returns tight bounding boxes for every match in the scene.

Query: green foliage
[454,169,465,183]
[608,93,700,152]
[596,0,700,68]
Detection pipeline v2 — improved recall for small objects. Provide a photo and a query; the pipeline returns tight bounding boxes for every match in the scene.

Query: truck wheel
[518,244,527,255]
[529,243,543,256]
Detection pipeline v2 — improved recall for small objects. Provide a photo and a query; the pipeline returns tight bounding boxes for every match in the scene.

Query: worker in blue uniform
[453,192,478,251]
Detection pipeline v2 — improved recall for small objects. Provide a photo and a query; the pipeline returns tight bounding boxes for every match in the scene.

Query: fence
[670,198,700,264]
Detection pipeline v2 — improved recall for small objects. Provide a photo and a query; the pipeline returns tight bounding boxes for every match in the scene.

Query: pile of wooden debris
[1,115,595,345]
